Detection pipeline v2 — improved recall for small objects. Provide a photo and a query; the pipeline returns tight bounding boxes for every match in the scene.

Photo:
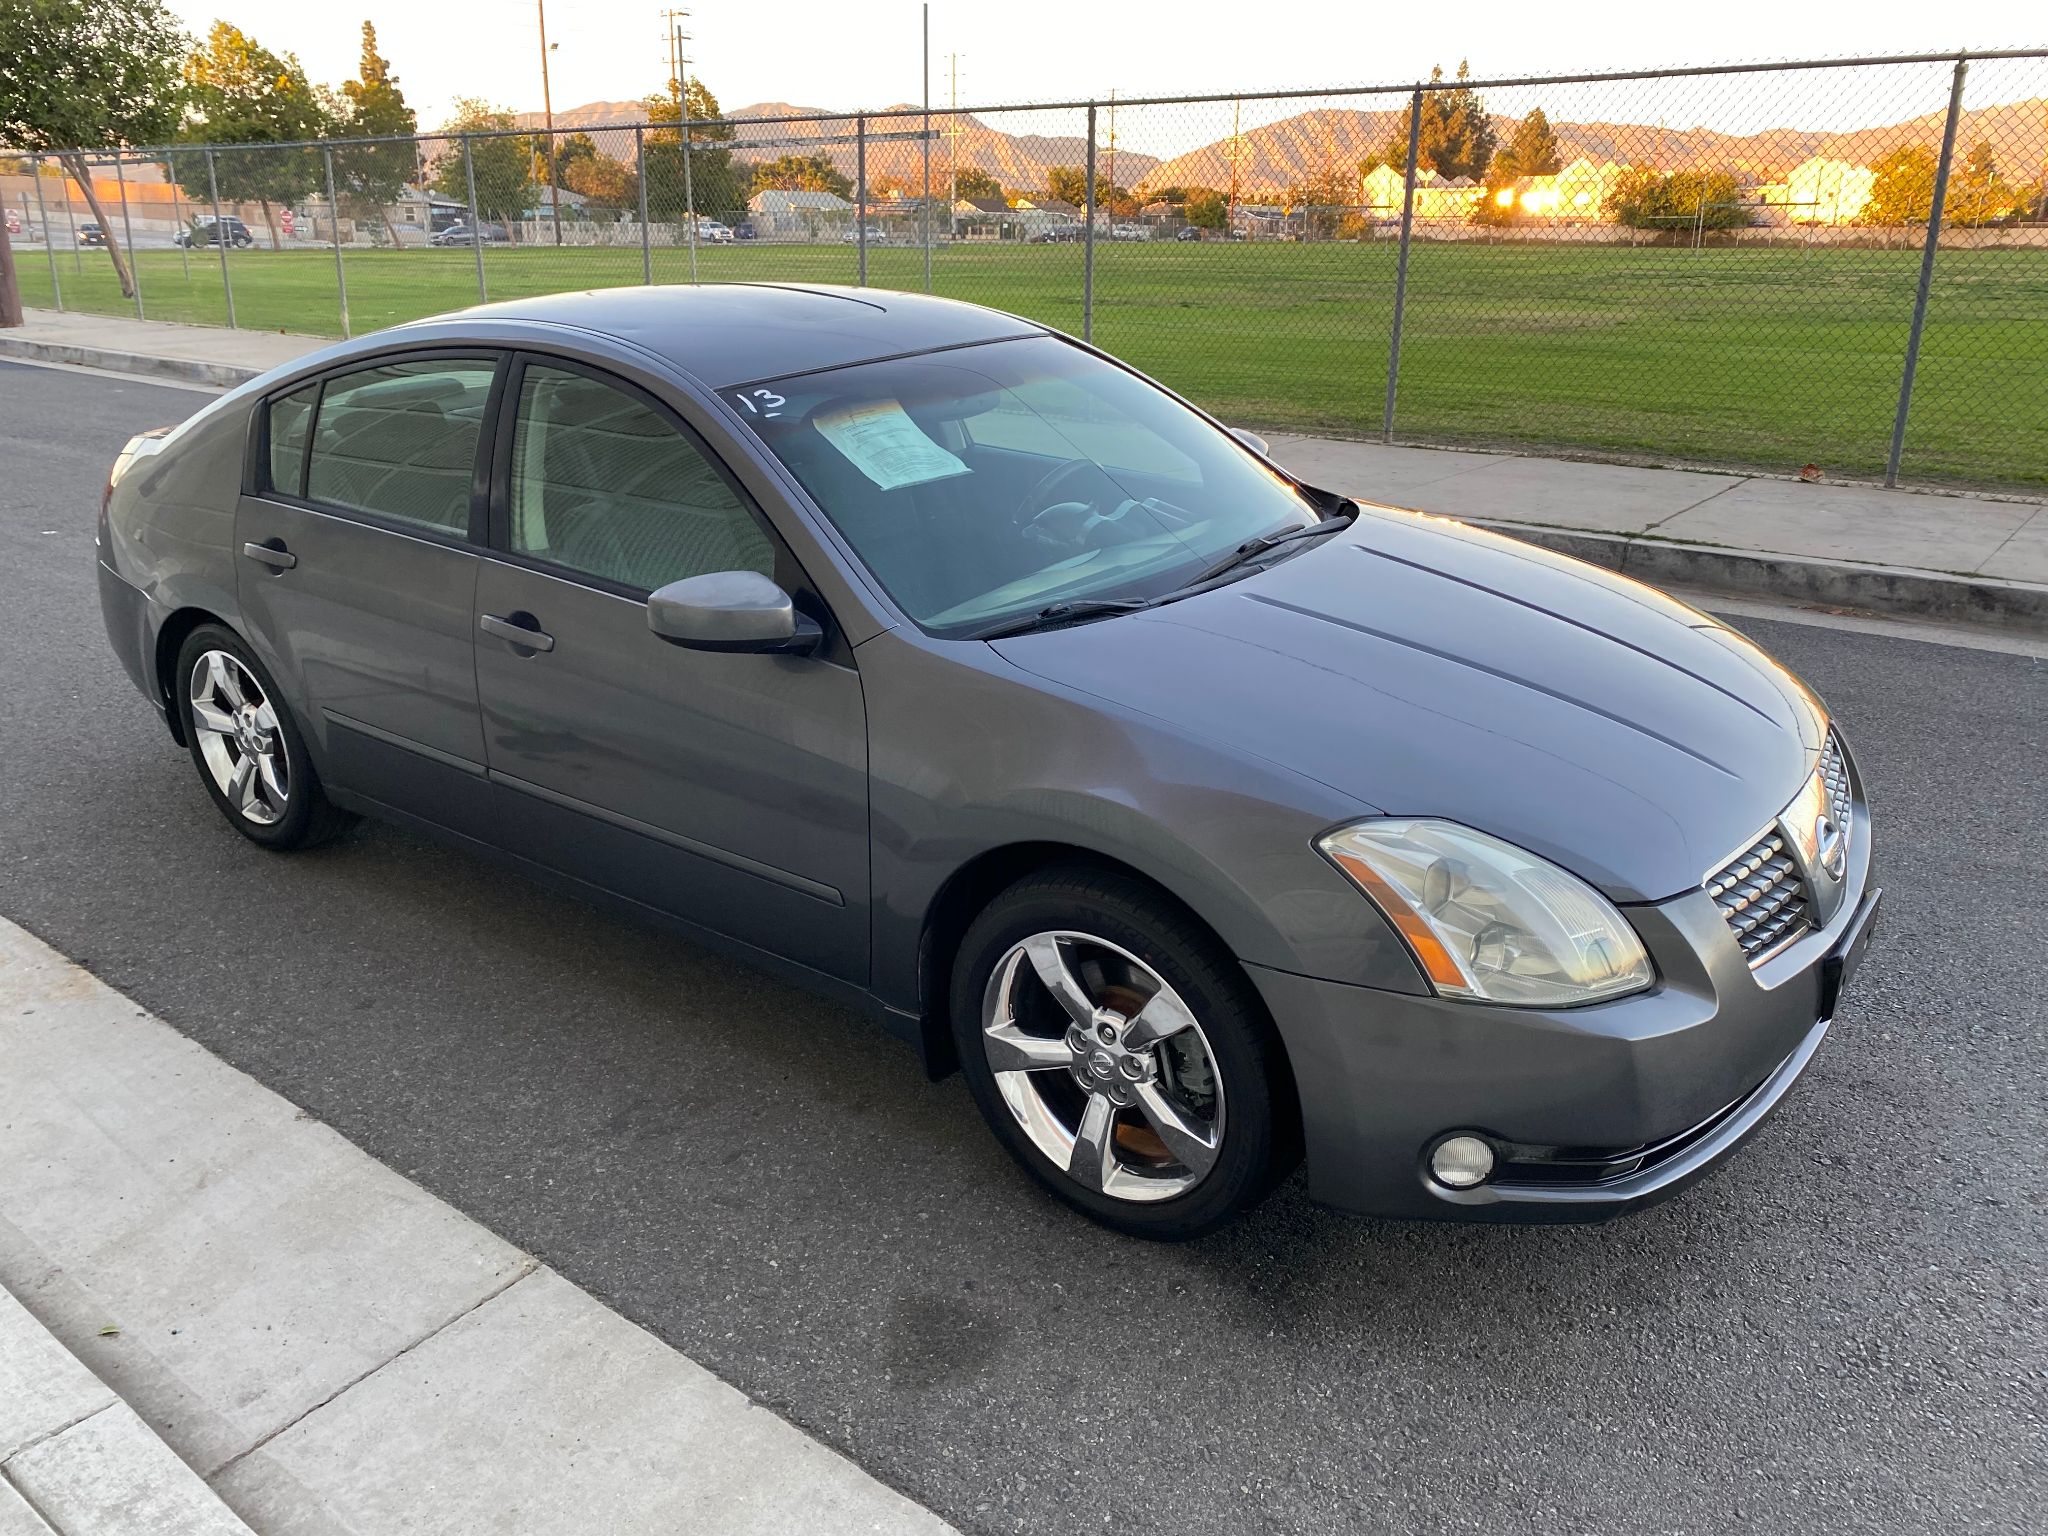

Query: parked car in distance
[732,221,758,240]
[838,225,888,244]
[174,216,255,249]
[1028,224,1082,243]
[1174,226,1205,242]
[428,222,509,247]
[694,220,736,244]
[96,283,1880,1241]
[76,221,107,247]
[1110,223,1148,241]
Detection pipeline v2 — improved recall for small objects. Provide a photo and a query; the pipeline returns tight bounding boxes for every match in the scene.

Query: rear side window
[304,359,495,535]
[266,383,318,496]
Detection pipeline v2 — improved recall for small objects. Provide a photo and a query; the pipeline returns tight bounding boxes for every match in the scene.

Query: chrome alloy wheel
[981,931,1226,1202]
[189,650,289,826]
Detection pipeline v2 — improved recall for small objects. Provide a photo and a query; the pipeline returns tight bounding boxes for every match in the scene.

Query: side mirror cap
[647,570,822,655]
[1229,426,1270,458]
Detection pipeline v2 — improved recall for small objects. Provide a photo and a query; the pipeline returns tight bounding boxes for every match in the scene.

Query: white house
[746,189,853,239]
[1775,157,1876,225]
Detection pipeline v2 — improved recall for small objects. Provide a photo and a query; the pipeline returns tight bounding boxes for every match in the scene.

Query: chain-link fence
[6,48,2046,493]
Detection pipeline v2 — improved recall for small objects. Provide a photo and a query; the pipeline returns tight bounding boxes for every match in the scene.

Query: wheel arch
[913,840,1293,1090]
[153,605,232,746]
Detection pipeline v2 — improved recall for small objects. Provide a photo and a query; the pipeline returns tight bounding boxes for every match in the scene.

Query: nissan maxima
[96,284,1880,1238]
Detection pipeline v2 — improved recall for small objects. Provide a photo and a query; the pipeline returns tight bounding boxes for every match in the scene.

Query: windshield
[720,336,1319,636]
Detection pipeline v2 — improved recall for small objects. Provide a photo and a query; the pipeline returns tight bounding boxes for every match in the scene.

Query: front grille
[1706,831,1811,960]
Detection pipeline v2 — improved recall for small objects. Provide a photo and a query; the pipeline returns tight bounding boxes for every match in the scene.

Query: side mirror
[647,570,822,656]
[1229,426,1270,458]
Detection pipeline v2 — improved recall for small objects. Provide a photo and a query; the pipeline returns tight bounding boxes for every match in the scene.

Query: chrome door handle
[242,540,296,570]
[480,612,555,653]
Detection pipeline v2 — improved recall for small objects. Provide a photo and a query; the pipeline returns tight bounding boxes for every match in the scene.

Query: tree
[1184,188,1227,230]
[1858,144,1937,227]
[0,0,189,299]
[642,76,744,224]
[1045,165,1116,208]
[1608,167,1751,234]
[556,134,636,211]
[951,165,1001,201]
[750,153,852,199]
[332,22,414,246]
[1380,62,1496,183]
[430,99,533,232]
[1948,140,2020,226]
[178,22,334,249]
[1494,108,1561,180]
[1287,166,1355,237]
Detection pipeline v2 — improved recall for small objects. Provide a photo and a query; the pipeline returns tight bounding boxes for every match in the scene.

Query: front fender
[859,630,1426,1017]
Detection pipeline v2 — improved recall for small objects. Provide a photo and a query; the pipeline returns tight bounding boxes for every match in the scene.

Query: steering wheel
[1015,457,1102,526]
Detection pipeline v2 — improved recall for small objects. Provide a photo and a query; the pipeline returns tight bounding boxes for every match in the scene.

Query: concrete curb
[1478,520,2048,634]
[0,1290,253,1536]
[0,335,257,390]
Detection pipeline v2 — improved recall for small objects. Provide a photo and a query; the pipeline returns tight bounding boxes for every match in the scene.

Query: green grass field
[17,237,2047,491]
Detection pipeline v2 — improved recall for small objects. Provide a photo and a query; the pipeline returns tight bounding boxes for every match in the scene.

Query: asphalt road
[3,359,2042,1536]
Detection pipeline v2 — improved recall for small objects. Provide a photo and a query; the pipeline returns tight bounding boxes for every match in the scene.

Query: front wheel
[951,867,1300,1239]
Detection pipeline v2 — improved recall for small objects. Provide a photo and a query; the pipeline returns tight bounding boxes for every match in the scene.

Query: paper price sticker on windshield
[814,399,969,491]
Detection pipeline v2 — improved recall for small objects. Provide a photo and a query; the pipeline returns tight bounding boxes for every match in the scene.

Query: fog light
[1429,1134,1496,1189]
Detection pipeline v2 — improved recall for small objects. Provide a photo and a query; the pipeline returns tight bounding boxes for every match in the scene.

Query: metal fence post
[113,153,143,319]
[856,115,869,286]
[681,104,698,284]
[62,168,81,274]
[1885,55,1968,489]
[205,148,236,329]
[1381,87,1423,444]
[1083,105,1097,343]
[322,145,349,338]
[462,137,487,302]
[635,125,651,285]
[31,157,62,310]
[170,157,190,279]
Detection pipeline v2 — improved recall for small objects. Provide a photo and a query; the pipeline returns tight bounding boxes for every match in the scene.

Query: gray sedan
[95,284,1880,1238]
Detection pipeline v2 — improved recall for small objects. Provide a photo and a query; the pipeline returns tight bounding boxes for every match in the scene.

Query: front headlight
[1318,819,1654,1007]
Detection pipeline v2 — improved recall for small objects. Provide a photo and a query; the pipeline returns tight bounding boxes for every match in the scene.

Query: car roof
[433,283,1047,390]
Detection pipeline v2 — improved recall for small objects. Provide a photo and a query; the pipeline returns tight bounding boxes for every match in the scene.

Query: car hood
[990,505,1828,903]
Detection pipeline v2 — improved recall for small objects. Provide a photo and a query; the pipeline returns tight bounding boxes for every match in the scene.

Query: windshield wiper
[965,597,1156,641]
[1179,509,1357,591]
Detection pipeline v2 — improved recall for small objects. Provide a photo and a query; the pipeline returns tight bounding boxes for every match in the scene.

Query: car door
[236,352,502,840]
[472,355,869,984]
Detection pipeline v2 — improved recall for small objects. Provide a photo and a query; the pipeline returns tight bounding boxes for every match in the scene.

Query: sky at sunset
[160,1,2043,156]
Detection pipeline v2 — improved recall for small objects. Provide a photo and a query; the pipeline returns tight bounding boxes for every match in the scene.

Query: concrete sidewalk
[0,917,956,1536]
[4,306,2044,630]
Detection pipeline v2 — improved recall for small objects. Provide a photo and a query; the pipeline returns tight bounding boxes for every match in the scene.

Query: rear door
[236,352,503,839]
[472,355,870,983]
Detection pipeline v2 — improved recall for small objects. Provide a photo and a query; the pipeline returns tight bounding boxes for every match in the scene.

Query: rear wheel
[951,867,1299,1239]
[174,625,353,850]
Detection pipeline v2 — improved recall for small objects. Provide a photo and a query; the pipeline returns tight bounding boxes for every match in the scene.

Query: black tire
[173,624,354,851]
[950,865,1300,1239]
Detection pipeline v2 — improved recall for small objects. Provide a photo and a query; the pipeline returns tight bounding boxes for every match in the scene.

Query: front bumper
[1251,800,1879,1224]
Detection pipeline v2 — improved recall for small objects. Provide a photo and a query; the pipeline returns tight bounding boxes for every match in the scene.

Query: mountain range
[512,96,2045,197]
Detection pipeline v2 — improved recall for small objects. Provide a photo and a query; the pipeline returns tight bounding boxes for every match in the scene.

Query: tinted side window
[266,383,318,496]
[306,360,495,534]
[509,364,773,591]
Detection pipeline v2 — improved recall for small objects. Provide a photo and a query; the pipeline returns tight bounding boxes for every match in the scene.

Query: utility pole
[671,12,698,282]
[922,3,932,291]
[538,1,562,245]
[947,53,964,209]
[1105,88,1117,210]
[1226,97,1244,231]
